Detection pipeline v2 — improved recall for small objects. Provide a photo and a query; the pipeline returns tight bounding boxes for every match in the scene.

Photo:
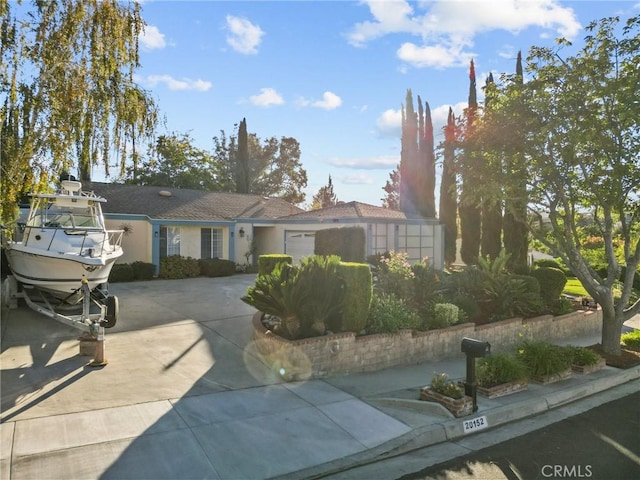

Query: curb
[271,364,640,480]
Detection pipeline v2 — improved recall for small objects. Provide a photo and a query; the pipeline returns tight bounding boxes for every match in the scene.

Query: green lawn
[563,278,589,297]
[563,277,629,300]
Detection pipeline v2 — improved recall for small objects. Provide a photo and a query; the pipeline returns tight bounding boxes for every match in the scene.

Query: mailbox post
[461,337,491,412]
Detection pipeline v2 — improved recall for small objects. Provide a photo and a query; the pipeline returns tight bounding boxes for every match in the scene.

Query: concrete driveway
[0,274,276,423]
[0,275,415,479]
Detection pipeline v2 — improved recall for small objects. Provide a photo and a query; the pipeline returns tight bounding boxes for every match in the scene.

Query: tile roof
[85,182,304,220]
[282,201,408,220]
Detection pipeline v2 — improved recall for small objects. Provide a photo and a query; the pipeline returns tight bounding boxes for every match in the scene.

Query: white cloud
[338,173,375,185]
[397,41,474,69]
[376,109,402,138]
[143,75,212,91]
[140,25,166,50]
[347,0,418,47]
[327,155,398,170]
[226,15,264,54]
[297,91,343,110]
[348,0,581,69]
[249,88,284,107]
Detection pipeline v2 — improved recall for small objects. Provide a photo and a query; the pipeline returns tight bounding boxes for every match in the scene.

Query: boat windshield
[27,203,103,229]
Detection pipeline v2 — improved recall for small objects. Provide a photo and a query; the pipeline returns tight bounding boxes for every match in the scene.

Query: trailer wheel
[101,295,118,328]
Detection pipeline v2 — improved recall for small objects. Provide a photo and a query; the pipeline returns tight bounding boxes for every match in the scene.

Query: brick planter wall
[251,308,602,380]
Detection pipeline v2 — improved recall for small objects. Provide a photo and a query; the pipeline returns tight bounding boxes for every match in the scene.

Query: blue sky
[118,0,639,207]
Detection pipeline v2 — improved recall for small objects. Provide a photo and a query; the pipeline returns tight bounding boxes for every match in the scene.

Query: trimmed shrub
[338,262,372,333]
[314,227,366,263]
[476,353,528,387]
[258,254,292,276]
[531,267,567,307]
[159,255,200,279]
[131,261,155,280]
[534,258,563,270]
[109,263,135,282]
[426,303,459,330]
[366,293,420,334]
[198,258,236,277]
[621,330,640,351]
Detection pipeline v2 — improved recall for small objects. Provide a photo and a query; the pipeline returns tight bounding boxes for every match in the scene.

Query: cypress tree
[235,117,250,193]
[419,99,436,218]
[503,52,529,271]
[480,73,503,259]
[417,98,427,215]
[400,89,419,216]
[439,107,458,266]
[312,175,337,209]
[459,59,482,264]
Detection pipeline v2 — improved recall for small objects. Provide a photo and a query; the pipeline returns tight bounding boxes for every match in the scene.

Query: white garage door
[285,231,316,264]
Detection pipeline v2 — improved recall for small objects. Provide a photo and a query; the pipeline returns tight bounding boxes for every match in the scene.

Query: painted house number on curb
[463,416,488,433]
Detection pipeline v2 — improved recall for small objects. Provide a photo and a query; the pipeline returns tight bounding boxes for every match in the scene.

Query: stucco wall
[104,218,151,264]
[252,226,279,261]
[234,222,254,265]
[252,308,603,380]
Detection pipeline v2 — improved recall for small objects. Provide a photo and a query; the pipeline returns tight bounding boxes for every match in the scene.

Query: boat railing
[23,225,124,258]
[107,229,124,249]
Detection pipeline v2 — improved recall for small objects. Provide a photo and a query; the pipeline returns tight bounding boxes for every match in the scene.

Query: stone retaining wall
[251,309,602,380]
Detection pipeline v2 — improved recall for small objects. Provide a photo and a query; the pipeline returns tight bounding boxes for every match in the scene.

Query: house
[87,182,444,273]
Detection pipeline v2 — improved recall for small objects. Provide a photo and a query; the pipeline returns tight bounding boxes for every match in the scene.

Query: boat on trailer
[2,176,123,333]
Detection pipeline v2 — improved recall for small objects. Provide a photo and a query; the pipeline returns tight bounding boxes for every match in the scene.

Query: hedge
[338,262,372,333]
[198,258,236,277]
[530,266,567,306]
[314,227,366,263]
[258,254,293,275]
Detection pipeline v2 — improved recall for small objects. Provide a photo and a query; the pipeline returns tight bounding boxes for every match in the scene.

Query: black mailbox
[461,337,491,357]
[461,337,491,413]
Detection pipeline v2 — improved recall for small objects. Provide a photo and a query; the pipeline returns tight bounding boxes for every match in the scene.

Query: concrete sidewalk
[1,276,639,480]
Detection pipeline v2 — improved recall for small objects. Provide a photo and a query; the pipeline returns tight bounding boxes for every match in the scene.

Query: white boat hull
[2,178,124,305]
[5,247,122,301]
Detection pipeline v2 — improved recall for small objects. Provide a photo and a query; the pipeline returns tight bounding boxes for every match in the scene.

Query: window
[159,226,181,258]
[201,228,223,259]
[369,223,388,255]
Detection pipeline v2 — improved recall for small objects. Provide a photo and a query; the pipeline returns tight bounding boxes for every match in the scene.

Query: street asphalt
[1,275,639,480]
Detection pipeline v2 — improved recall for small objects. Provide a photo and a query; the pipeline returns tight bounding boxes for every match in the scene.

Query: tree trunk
[599,295,623,356]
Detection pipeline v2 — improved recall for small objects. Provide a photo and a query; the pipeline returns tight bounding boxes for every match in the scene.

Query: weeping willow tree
[1,0,159,225]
